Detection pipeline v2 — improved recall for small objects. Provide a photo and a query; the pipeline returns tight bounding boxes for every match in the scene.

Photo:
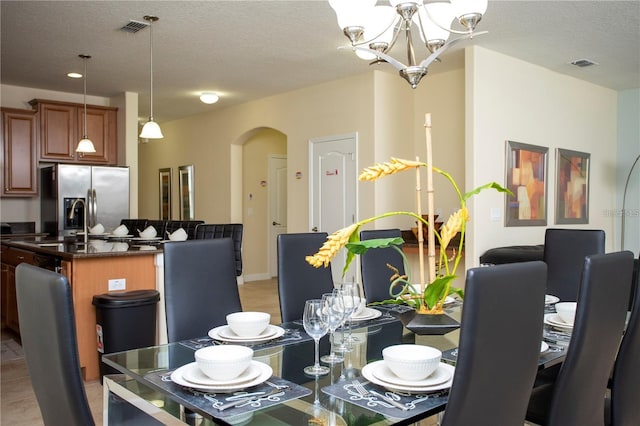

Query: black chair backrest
[194,224,244,276]
[163,238,242,342]
[119,218,148,236]
[543,228,605,301]
[610,252,640,426]
[15,264,95,426]
[545,251,634,426]
[277,232,335,322]
[359,229,405,303]
[165,220,204,239]
[440,261,547,426]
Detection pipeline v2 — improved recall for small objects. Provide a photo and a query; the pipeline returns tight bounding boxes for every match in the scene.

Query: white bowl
[194,345,253,381]
[383,344,442,381]
[226,311,270,337]
[555,302,577,325]
[89,223,105,234]
[169,228,188,241]
[112,224,129,236]
[139,225,157,239]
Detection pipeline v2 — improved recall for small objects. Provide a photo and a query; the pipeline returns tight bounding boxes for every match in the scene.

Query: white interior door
[310,134,357,284]
[269,156,287,277]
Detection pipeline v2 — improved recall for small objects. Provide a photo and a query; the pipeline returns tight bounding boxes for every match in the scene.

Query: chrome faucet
[68,198,87,245]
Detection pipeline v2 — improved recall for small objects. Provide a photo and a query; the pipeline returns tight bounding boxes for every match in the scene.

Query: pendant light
[76,54,96,153]
[139,15,163,139]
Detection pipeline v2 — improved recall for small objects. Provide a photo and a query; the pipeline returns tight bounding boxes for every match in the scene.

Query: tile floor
[1,278,437,425]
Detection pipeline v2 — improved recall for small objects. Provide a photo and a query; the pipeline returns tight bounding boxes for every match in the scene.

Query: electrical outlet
[108,278,126,291]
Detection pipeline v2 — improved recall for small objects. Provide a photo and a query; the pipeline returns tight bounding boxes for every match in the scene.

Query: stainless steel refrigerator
[40,164,130,237]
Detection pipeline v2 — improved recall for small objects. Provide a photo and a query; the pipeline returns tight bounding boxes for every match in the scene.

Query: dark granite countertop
[2,236,163,260]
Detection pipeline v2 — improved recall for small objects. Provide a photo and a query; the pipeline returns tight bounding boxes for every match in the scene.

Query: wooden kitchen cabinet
[29,99,117,165]
[0,246,36,333]
[1,108,38,197]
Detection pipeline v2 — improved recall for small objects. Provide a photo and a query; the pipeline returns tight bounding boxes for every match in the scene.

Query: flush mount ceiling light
[139,15,163,139]
[200,92,219,104]
[67,72,82,79]
[76,54,96,153]
[329,0,488,88]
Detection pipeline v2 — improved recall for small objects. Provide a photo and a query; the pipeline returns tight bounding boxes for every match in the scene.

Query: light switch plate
[490,208,502,222]
[108,278,126,291]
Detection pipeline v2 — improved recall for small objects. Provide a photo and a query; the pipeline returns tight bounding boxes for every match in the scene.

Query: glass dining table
[102,303,567,425]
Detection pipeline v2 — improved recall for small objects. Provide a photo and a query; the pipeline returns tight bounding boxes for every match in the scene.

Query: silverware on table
[216,386,288,411]
[352,380,408,411]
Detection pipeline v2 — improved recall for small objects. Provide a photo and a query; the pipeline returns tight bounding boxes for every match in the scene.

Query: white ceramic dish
[181,361,262,386]
[108,234,133,238]
[132,236,162,241]
[544,313,573,330]
[545,294,560,305]
[370,360,452,387]
[208,325,285,343]
[218,325,278,341]
[361,361,454,393]
[171,361,272,393]
[540,341,549,353]
[350,308,382,321]
[443,296,456,305]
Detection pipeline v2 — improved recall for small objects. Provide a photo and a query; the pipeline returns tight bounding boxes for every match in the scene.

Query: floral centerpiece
[305,115,511,316]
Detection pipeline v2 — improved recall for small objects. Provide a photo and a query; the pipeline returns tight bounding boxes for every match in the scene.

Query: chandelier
[328,0,488,88]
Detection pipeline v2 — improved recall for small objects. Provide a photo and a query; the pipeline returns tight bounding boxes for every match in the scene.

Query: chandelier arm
[347,46,407,71]
[405,20,416,66]
[352,15,400,48]
[417,30,487,68]
[418,3,474,36]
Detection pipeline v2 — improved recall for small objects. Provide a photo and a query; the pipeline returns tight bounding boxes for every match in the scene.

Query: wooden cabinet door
[5,264,19,333]
[76,106,117,164]
[1,262,8,327]
[37,102,77,161]
[1,108,38,196]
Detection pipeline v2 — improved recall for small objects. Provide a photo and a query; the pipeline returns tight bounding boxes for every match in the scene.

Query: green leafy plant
[306,158,511,314]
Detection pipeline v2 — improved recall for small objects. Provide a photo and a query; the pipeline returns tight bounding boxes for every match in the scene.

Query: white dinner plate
[540,341,549,353]
[171,361,272,393]
[361,361,454,393]
[209,325,285,343]
[544,313,573,330]
[217,325,279,341]
[443,296,456,305]
[351,308,382,321]
[132,236,162,241]
[545,294,560,305]
[181,361,263,386]
[108,234,133,238]
[370,360,452,387]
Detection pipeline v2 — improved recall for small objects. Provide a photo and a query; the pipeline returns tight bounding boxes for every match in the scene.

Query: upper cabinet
[29,99,117,165]
[1,108,38,197]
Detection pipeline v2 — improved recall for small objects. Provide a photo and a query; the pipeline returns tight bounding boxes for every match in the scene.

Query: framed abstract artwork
[505,141,548,226]
[159,168,172,220]
[556,148,590,224]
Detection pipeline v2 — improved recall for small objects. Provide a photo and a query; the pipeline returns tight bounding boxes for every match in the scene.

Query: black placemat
[145,370,311,419]
[321,378,448,420]
[179,326,310,351]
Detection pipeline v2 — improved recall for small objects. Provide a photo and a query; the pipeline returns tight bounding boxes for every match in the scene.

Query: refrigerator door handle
[92,189,98,227]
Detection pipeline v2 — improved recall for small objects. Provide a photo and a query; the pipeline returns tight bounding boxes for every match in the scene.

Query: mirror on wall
[178,164,195,220]
[159,168,172,220]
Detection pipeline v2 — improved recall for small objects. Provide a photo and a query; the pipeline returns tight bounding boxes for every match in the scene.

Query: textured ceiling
[1,1,639,123]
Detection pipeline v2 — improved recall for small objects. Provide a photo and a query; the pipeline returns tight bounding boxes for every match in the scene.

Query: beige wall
[465,46,618,266]
[242,128,286,278]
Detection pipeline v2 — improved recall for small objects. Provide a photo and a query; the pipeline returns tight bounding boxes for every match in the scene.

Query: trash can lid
[92,289,160,308]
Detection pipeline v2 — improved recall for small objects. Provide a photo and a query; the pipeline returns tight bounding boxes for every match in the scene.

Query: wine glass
[303,299,330,376]
[340,282,362,344]
[320,291,346,364]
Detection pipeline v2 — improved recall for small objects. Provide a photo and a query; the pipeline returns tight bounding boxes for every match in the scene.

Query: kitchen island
[1,236,162,381]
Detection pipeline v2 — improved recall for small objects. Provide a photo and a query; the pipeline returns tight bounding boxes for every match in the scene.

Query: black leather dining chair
[440,261,547,426]
[607,252,640,426]
[359,229,405,303]
[277,232,335,322]
[163,238,242,342]
[526,251,634,426]
[543,228,605,301]
[194,223,244,276]
[15,264,96,426]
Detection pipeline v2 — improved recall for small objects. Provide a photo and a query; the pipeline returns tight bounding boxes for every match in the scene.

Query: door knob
[272,221,281,226]
[312,227,318,232]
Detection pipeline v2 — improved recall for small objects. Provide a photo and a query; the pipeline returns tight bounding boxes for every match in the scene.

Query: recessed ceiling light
[67,72,83,78]
[200,92,219,104]
[570,58,599,68]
